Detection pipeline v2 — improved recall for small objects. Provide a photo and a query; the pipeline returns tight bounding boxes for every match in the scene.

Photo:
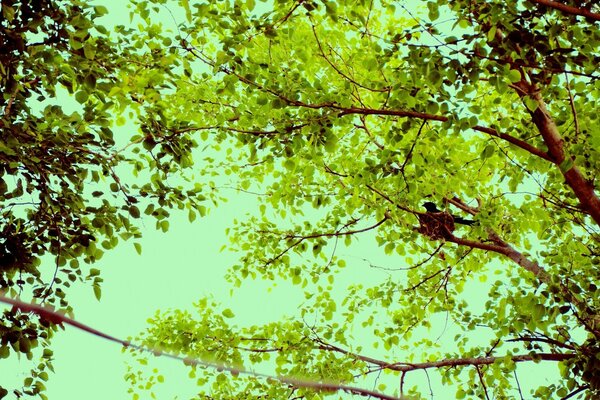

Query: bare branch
[316,338,574,373]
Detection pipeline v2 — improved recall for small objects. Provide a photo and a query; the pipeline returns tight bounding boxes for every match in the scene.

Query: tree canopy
[2,0,600,399]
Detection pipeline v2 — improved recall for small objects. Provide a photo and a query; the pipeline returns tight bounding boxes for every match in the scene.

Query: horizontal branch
[317,339,574,373]
[389,352,575,372]
[337,107,553,162]
[527,0,600,21]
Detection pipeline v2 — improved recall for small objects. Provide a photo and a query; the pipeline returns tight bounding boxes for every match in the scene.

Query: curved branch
[284,216,389,240]
[337,107,552,162]
[527,0,600,21]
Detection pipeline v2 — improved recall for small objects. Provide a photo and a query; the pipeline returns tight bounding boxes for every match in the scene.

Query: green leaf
[0,346,9,359]
[94,5,109,16]
[84,74,97,89]
[75,91,89,103]
[487,26,497,42]
[2,5,15,22]
[129,205,140,218]
[481,144,495,159]
[222,309,235,318]
[524,96,538,112]
[427,2,439,20]
[93,285,101,300]
[160,220,169,232]
[134,243,142,255]
[559,158,574,173]
[508,69,522,83]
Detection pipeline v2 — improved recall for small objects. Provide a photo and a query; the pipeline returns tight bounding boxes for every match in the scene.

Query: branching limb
[515,80,600,226]
[315,337,574,373]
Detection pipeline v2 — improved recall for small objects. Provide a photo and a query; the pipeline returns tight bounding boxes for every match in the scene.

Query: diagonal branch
[337,107,553,162]
[281,216,389,240]
[514,80,600,226]
[447,233,548,279]
[448,230,600,336]
[0,295,407,400]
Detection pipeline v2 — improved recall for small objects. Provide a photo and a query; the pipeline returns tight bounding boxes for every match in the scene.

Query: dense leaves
[0,0,207,397]
[2,0,600,399]
[121,0,600,399]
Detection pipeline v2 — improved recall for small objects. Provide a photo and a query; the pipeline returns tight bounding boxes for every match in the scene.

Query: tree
[2,0,600,399]
[0,1,206,397]
[118,0,600,399]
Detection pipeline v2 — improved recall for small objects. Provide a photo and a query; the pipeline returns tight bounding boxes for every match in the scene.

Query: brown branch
[356,116,385,150]
[262,216,388,267]
[388,353,575,372]
[316,339,574,373]
[171,124,308,137]
[515,81,600,226]
[0,295,406,400]
[448,230,600,336]
[507,335,576,351]
[527,0,600,21]
[476,365,491,400]
[337,108,552,162]
[284,216,389,240]
[447,233,548,279]
[364,184,415,214]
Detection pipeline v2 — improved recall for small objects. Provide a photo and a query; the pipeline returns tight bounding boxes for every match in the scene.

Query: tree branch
[527,0,600,21]
[316,339,574,373]
[390,352,575,372]
[515,80,600,226]
[0,295,407,400]
[282,216,389,240]
[447,233,548,279]
[337,107,553,162]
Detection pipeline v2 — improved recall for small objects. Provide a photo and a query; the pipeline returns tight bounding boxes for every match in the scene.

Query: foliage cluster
[1,0,600,399]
